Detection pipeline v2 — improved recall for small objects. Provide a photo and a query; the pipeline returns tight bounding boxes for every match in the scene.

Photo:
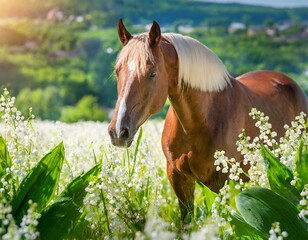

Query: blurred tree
[15,86,63,120]
[60,95,108,122]
[263,18,274,27]
[78,37,101,59]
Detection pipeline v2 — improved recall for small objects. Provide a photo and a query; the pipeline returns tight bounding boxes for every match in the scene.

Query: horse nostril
[108,127,116,140]
[120,127,129,140]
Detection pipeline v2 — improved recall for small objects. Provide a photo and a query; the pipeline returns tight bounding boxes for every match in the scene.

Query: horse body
[162,70,308,220]
[108,19,308,222]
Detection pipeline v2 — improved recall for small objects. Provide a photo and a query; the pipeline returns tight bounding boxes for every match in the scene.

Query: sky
[198,0,308,8]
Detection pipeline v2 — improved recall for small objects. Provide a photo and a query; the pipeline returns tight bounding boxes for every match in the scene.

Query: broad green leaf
[295,141,308,191]
[236,187,308,240]
[231,212,267,239]
[195,181,217,218]
[0,136,12,178]
[11,142,65,224]
[261,145,300,205]
[38,163,102,240]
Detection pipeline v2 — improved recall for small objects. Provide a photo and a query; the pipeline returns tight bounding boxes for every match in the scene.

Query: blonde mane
[115,32,231,92]
[163,33,231,92]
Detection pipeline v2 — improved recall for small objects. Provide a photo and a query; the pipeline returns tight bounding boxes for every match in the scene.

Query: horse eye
[149,71,157,79]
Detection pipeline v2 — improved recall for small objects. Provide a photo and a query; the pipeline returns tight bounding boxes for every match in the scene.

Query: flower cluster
[0,199,40,240]
[82,123,168,238]
[210,184,234,237]
[0,89,36,185]
[182,222,220,240]
[18,200,41,240]
[213,108,283,189]
[214,151,244,189]
[1,88,307,239]
[137,209,177,240]
[299,184,308,219]
[0,198,13,236]
[215,109,307,190]
[249,108,278,148]
[269,222,288,240]
[236,131,268,187]
[212,108,307,239]
[276,112,307,170]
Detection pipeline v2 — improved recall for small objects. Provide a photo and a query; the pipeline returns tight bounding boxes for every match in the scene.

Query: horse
[108,19,308,223]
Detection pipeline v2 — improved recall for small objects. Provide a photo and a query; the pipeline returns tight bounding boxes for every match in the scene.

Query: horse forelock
[163,33,231,92]
[115,33,155,78]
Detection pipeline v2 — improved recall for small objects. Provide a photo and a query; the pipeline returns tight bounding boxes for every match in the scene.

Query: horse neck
[161,39,235,134]
[167,83,234,134]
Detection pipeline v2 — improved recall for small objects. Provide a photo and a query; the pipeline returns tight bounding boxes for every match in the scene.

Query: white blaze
[115,60,136,138]
[116,99,127,137]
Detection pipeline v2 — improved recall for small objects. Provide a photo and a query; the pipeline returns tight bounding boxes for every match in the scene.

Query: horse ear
[118,19,132,46]
[149,21,161,48]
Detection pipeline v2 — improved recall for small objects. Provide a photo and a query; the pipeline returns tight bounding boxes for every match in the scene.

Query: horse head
[108,19,170,147]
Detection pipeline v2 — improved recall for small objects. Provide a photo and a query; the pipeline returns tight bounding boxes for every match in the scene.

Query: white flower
[269,222,288,239]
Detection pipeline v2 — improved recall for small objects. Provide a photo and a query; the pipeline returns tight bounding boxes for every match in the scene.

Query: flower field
[1,88,308,239]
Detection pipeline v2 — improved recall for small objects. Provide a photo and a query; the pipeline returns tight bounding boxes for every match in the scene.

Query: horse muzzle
[108,124,134,147]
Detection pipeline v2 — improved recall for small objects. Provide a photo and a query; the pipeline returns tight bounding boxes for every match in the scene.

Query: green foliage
[237,188,308,239]
[38,163,102,240]
[201,142,308,239]
[0,136,11,178]
[231,213,266,239]
[16,86,63,120]
[11,142,65,224]
[261,145,301,205]
[60,95,108,122]
[208,111,308,239]
[0,136,13,200]
[0,135,102,238]
[195,181,217,218]
[0,2,307,120]
[295,141,308,190]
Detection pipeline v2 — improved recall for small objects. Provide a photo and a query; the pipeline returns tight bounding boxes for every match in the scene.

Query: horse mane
[163,33,231,92]
[115,34,155,78]
[115,32,231,92]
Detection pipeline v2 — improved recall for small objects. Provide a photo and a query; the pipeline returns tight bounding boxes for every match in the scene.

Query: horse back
[236,70,308,115]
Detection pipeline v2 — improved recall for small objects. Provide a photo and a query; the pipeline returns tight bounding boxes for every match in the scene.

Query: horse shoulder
[162,106,193,175]
[161,104,230,191]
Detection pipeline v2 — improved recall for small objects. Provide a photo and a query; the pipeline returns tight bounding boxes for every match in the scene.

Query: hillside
[0,0,307,121]
[1,0,307,25]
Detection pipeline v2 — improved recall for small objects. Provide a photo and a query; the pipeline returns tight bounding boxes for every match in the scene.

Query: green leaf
[38,163,101,240]
[231,212,267,239]
[236,187,308,240]
[195,181,217,218]
[130,128,143,178]
[295,141,308,190]
[0,136,12,178]
[261,145,300,205]
[11,142,65,224]
[0,136,13,200]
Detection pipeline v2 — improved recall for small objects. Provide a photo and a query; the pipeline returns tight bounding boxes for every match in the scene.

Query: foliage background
[0,0,307,121]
